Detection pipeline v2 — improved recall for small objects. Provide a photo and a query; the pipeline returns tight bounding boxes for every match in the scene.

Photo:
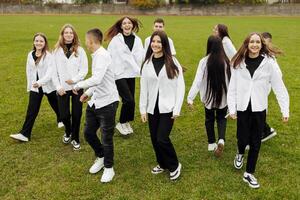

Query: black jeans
[20,88,60,139]
[115,78,135,123]
[148,101,179,172]
[204,106,227,144]
[84,102,118,168]
[57,89,83,143]
[237,103,266,174]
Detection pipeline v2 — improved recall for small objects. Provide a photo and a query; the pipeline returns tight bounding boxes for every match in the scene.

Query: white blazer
[187,56,229,109]
[74,47,119,109]
[107,33,144,80]
[139,56,185,116]
[222,36,237,61]
[144,36,176,56]
[53,46,88,91]
[227,55,289,117]
[26,51,56,94]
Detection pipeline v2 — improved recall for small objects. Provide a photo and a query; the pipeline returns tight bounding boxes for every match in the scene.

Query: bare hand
[65,79,74,85]
[141,114,147,123]
[171,115,179,119]
[32,82,40,88]
[80,94,88,103]
[72,89,78,95]
[282,117,289,123]
[57,88,66,96]
[229,114,237,119]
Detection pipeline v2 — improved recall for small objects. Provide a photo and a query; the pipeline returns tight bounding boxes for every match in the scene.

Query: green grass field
[0,15,299,200]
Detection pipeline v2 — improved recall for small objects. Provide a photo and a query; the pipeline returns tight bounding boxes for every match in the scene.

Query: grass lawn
[0,15,299,200]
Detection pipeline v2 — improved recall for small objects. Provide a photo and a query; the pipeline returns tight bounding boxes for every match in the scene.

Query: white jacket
[222,36,237,61]
[74,47,119,109]
[53,46,88,91]
[139,56,185,116]
[107,33,144,80]
[187,56,229,109]
[144,36,176,56]
[26,51,56,94]
[227,56,289,117]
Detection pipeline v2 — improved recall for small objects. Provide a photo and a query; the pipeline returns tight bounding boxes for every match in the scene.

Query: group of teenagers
[9,17,289,188]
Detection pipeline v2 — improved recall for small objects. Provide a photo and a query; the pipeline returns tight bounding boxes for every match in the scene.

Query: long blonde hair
[54,24,80,57]
[32,32,49,65]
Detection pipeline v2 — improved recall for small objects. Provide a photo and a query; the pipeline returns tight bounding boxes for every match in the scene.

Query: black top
[65,43,73,58]
[245,55,264,78]
[123,34,135,51]
[32,50,38,62]
[152,55,165,76]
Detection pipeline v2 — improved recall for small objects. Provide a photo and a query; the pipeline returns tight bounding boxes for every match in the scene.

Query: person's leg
[237,109,251,155]
[71,89,83,143]
[57,91,71,137]
[216,106,227,141]
[45,91,61,123]
[126,78,135,122]
[19,91,43,139]
[204,107,216,144]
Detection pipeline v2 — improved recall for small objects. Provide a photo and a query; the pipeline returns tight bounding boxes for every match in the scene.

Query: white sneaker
[116,123,130,135]
[101,167,115,183]
[57,122,64,128]
[125,122,133,134]
[10,133,29,142]
[151,165,165,174]
[243,172,260,189]
[89,157,104,174]
[245,145,250,151]
[208,143,217,151]
[71,140,81,150]
[62,133,71,144]
[234,153,244,169]
[170,163,182,180]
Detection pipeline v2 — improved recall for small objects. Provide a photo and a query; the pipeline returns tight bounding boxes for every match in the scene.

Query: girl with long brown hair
[10,33,61,142]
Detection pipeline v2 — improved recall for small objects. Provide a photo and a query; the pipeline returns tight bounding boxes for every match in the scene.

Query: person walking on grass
[53,24,88,150]
[187,35,231,157]
[144,18,176,56]
[105,16,144,136]
[73,28,119,183]
[213,24,237,61]
[140,31,185,181]
[228,32,289,189]
[10,33,61,142]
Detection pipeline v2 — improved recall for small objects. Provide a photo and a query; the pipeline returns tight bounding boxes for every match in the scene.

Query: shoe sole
[243,177,260,189]
[214,143,224,157]
[261,132,277,142]
[151,170,164,175]
[170,163,182,180]
[10,135,28,142]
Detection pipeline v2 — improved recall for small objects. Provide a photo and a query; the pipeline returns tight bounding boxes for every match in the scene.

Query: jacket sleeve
[227,66,237,115]
[71,48,88,83]
[270,61,289,118]
[139,66,148,115]
[173,58,185,116]
[133,36,145,67]
[223,37,237,61]
[52,54,63,91]
[187,58,205,104]
[84,87,95,97]
[169,38,177,56]
[26,53,31,92]
[37,54,54,86]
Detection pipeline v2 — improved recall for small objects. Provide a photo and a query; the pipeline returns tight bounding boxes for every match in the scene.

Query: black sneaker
[234,153,244,169]
[170,163,182,180]
[151,165,165,174]
[261,128,277,142]
[243,172,260,189]
[71,140,81,150]
[62,133,71,144]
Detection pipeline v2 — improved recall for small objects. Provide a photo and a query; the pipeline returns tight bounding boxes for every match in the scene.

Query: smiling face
[121,18,133,36]
[151,35,163,55]
[63,27,74,44]
[248,34,262,57]
[34,35,46,51]
[153,22,164,32]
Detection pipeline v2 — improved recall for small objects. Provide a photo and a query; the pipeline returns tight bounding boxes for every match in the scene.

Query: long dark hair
[105,16,141,42]
[204,35,230,108]
[32,33,49,65]
[232,32,283,69]
[216,24,230,39]
[142,31,179,79]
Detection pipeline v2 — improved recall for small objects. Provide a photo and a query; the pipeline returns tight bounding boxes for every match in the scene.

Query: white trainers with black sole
[151,165,165,174]
[243,172,260,189]
[10,133,29,142]
[89,157,104,174]
[234,153,244,169]
[71,140,81,150]
[62,133,71,144]
[170,163,182,181]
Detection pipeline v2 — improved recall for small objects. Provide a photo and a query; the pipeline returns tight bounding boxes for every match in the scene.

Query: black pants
[20,89,60,139]
[237,103,266,174]
[148,101,179,172]
[263,122,271,137]
[115,78,135,123]
[57,90,83,143]
[204,106,227,144]
[84,102,118,168]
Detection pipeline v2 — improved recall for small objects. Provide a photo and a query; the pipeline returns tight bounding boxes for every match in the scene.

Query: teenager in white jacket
[187,35,231,157]
[144,18,176,56]
[213,24,237,61]
[73,28,119,183]
[140,31,185,181]
[10,33,61,142]
[106,16,144,135]
[53,24,88,150]
[228,32,289,189]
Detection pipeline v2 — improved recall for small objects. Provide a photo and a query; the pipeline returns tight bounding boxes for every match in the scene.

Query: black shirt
[32,51,40,80]
[123,34,135,51]
[152,55,165,76]
[65,43,73,58]
[245,55,264,78]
